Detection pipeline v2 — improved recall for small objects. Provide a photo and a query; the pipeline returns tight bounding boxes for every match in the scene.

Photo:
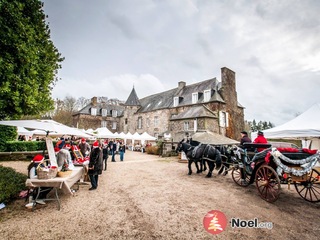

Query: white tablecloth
[26,166,84,194]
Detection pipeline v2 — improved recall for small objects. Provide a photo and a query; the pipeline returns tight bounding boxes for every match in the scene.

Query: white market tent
[93,127,115,138]
[132,132,142,140]
[0,119,92,138]
[17,126,33,137]
[140,132,157,141]
[191,131,239,145]
[255,103,320,149]
[118,132,127,139]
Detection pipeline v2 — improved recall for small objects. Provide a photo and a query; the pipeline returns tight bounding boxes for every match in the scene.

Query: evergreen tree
[0,0,64,119]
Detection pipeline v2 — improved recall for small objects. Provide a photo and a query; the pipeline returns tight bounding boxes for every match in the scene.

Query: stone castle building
[72,67,245,141]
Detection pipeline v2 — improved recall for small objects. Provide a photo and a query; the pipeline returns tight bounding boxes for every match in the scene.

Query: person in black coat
[102,141,109,170]
[88,141,103,190]
[240,131,252,146]
[108,139,116,162]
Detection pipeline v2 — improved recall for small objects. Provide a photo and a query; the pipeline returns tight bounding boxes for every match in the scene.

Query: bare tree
[53,96,77,126]
[76,97,90,111]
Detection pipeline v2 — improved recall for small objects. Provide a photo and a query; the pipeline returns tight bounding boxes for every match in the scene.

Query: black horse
[176,140,222,177]
[214,145,238,176]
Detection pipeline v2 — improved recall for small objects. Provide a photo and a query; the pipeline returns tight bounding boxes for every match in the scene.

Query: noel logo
[203,210,227,235]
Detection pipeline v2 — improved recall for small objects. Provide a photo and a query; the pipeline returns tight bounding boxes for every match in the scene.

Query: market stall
[25,166,84,210]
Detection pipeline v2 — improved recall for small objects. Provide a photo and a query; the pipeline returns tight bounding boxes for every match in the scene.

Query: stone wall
[161,141,179,157]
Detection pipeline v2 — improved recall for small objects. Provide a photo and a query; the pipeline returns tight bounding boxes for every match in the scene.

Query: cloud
[43,0,320,126]
[51,73,166,101]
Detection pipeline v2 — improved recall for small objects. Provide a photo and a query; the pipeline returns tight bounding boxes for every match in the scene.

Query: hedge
[0,165,27,203]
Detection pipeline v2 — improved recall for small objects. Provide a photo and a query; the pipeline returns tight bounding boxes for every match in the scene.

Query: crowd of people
[59,137,127,191]
[26,130,267,207]
[25,137,128,207]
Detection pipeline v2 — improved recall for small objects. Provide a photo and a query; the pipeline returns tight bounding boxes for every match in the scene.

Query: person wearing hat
[56,143,75,171]
[26,155,52,206]
[253,131,268,152]
[240,131,252,146]
[27,154,45,179]
[78,138,91,158]
[88,141,103,190]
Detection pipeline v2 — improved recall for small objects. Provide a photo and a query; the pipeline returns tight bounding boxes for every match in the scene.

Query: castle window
[125,118,128,125]
[219,111,229,127]
[138,117,143,129]
[101,121,107,128]
[101,109,107,117]
[184,121,189,130]
[173,97,179,107]
[91,107,97,116]
[204,89,211,102]
[112,121,117,130]
[192,93,198,104]
[154,116,159,127]
[146,118,150,128]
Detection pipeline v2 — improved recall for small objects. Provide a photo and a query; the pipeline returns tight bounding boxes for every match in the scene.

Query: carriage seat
[277,148,316,160]
[242,143,272,152]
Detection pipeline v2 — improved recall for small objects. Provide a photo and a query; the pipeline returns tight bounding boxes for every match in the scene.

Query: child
[26,155,53,207]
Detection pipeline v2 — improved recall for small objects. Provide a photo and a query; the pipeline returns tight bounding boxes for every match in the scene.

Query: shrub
[0,125,17,142]
[4,141,46,152]
[146,146,159,155]
[0,125,18,152]
[0,166,28,203]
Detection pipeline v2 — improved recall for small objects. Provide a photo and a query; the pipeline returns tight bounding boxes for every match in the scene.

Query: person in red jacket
[253,131,268,152]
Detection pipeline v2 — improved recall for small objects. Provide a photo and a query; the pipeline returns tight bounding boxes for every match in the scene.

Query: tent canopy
[0,119,92,138]
[140,132,156,141]
[191,131,239,145]
[261,103,320,139]
[93,127,114,138]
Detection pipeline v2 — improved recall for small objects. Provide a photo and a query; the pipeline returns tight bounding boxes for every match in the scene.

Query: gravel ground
[0,150,319,240]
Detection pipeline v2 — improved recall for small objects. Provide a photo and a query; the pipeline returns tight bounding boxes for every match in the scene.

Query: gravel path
[0,150,319,239]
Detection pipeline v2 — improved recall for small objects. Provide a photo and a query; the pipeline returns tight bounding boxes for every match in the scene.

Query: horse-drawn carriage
[177,140,320,203]
[230,143,320,203]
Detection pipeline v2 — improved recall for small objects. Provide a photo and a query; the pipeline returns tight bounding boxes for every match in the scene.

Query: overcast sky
[42,0,320,126]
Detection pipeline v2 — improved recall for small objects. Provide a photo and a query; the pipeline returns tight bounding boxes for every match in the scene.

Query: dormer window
[111,110,117,117]
[101,109,107,117]
[192,92,198,104]
[91,107,97,116]
[173,97,179,107]
[204,89,211,102]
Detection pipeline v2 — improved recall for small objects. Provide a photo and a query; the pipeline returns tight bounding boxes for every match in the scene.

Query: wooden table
[25,166,84,210]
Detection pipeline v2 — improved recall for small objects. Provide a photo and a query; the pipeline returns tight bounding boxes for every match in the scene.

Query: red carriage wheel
[231,167,250,187]
[255,165,281,202]
[294,168,320,203]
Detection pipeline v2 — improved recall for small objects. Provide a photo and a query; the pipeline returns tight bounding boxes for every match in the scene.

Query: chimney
[178,81,186,89]
[91,97,97,107]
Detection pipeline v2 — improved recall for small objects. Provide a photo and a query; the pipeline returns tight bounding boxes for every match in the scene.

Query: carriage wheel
[255,165,281,203]
[231,167,250,187]
[294,168,320,203]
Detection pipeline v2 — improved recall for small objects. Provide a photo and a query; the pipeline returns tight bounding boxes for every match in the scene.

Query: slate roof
[137,78,224,113]
[170,105,217,120]
[125,87,141,106]
[75,102,125,117]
